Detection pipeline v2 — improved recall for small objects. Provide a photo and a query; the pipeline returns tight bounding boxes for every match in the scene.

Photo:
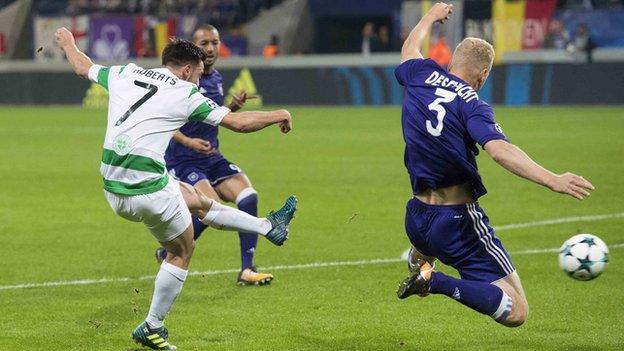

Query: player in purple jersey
[395,3,595,327]
[160,25,275,286]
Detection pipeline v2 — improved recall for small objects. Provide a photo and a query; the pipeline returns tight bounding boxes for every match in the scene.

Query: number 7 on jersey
[426,88,457,137]
[115,80,159,126]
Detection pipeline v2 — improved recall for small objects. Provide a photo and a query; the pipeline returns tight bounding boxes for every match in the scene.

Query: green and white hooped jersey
[88,63,230,196]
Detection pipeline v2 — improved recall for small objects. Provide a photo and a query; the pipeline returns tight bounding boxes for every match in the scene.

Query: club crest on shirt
[187,172,199,182]
[112,134,132,155]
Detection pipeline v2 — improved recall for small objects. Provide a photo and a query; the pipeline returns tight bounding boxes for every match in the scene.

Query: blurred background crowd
[0,0,623,63]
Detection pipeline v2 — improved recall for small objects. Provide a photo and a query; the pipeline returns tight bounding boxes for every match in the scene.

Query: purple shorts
[167,153,242,186]
[405,197,515,282]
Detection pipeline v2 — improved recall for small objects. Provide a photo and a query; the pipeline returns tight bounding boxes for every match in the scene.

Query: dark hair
[161,39,207,67]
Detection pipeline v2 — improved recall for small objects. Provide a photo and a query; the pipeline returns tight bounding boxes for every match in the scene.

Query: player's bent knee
[500,298,528,327]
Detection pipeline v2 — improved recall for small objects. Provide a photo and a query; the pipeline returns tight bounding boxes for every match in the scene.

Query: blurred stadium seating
[0,0,623,105]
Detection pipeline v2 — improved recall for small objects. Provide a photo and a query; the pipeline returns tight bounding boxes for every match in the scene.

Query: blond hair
[449,37,494,77]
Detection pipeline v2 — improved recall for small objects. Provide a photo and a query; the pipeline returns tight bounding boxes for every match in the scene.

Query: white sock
[145,261,188,329]
[235,187,257,205]
[200,200,271,235]
[491,290,513,323]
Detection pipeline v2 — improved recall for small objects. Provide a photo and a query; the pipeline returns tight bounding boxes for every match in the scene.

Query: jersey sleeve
[186,87,231,125]
[87,64,129,91]
[466,104,509,148]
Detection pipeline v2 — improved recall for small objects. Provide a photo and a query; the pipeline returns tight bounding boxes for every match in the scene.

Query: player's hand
[278,109,292,134]
[548,172,595,200]
[184,138,215,155]
[229,90,258,112]
[54,27,76,49]
[426,2,453,24]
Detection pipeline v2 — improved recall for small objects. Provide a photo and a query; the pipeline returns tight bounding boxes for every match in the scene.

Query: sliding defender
[395,3,594,327]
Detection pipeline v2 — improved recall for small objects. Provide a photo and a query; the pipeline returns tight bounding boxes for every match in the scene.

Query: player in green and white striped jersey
[55,27,297,350]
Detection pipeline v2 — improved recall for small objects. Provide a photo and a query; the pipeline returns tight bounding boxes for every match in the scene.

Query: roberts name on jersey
[132,68,179,85]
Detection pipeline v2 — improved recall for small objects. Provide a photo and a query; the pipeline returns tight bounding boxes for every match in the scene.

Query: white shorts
[104,178,192,242]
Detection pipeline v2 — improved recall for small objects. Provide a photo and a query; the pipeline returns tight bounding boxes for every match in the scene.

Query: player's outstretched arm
[54,27,93,78]
[484,139,595,200]
[401,2,453,63]
[220,109,292,134]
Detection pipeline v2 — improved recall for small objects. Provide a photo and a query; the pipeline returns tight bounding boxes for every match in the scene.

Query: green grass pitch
[0,106,623,350]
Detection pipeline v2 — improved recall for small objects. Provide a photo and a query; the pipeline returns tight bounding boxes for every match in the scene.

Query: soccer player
[55,27,297,350]
[159,24,274,286]
[394,3,595,327]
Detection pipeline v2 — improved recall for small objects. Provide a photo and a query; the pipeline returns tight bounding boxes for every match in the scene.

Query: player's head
[161,38,207,84]
[448,37,494,91]
[192,25,220,70]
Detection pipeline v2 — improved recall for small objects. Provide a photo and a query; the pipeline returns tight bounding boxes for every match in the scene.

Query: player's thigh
[193,178,221,201]
[104,190,143,223]
[404,198,436,258]
[179,181,203,211]
[215,173,252,203]
[493,270,527,300]
[120,180,193,243]
[448,204,516,283]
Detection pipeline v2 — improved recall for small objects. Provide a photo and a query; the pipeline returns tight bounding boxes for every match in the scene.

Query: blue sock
[192,216,208,240]
[237,193,259,270]
[430,272,508,318]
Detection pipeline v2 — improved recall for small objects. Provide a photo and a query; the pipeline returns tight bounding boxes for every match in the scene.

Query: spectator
[361,22,377,56]
[263,34,279,58]
[377,25,393,52]
[429,33,452,68]
[543,19,569,49]
[567,23,595,62]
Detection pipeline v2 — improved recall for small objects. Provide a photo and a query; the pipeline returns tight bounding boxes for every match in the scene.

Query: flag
[522,0,556,49]
[492,0,526,63]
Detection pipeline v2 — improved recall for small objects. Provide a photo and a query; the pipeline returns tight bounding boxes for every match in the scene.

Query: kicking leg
[179,181,270,234]
[155,179,220,264]
[216,174,273,285]
[179,181,297,246]
[192,179,222,239]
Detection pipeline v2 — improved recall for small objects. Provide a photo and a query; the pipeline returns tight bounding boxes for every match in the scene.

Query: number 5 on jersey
[426,88,457,137]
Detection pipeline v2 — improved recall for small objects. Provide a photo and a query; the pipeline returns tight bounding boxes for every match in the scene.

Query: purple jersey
[395,59,507,198]
[165,69,225,165]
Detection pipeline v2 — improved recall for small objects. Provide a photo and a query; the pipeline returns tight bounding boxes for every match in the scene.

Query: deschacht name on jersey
[424,71,479,103]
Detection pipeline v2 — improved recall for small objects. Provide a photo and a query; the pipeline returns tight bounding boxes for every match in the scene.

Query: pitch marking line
[1,213,623,291]
[494,212,624,231]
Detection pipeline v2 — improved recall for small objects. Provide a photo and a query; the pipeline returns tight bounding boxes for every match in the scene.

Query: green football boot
[132,321,176,350]
[265,195,298,246]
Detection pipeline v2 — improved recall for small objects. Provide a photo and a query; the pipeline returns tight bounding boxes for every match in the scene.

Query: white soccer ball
[559,234,609,281]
